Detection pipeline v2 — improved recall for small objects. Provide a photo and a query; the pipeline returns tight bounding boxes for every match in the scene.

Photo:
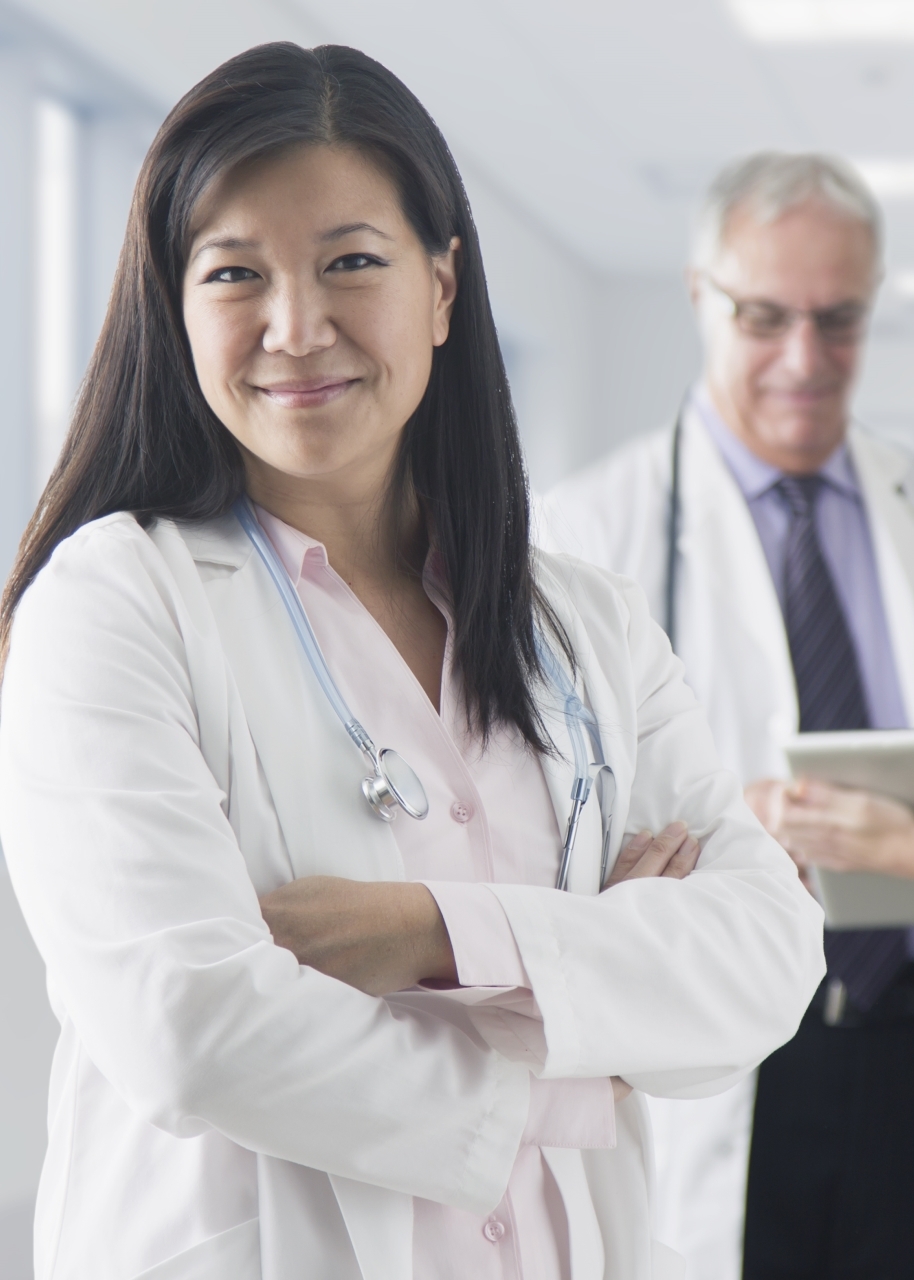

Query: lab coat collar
[677,401,800,760]
[848,427,914,725]
[175,510,254,569]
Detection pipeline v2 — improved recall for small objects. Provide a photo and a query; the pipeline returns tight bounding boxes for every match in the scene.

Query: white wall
[465,156,704,491]
[0,870,59,1278]
[461,159,606,489]
[596,274,703,457]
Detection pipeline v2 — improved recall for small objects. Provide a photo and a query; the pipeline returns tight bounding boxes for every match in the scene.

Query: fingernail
[629,830,653,849]
[663,821,687,836]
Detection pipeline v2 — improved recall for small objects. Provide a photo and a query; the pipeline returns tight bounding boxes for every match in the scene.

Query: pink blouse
[258,508,615,1280]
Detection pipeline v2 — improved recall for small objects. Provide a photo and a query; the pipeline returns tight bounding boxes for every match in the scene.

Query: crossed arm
[260,822,700,997]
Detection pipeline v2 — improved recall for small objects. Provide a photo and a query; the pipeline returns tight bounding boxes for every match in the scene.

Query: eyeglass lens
[734,300,867,343]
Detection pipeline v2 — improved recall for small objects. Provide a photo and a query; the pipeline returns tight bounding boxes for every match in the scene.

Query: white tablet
[783,730,914,928]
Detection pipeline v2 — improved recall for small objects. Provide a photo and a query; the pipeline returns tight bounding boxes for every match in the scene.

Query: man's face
[694,198,878,473]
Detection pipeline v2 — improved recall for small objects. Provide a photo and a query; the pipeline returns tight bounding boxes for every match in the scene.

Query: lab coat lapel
[676,408,797,778]
[181,518,404,884]
[534,595,623,896]
[850,428,914,725]
[329,1177,413,1280]
[537,709,604,897]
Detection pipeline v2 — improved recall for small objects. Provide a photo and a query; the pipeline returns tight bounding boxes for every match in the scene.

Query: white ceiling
[13,0,914,274]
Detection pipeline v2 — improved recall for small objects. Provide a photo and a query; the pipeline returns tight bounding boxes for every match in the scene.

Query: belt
[809,962,914,1028]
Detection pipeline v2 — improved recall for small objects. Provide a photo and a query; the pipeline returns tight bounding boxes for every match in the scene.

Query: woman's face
[183,144,458,500]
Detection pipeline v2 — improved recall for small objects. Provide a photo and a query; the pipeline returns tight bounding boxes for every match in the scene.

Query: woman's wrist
[408,884,458,984]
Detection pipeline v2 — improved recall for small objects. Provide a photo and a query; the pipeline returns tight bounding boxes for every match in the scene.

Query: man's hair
[690,151,883,273]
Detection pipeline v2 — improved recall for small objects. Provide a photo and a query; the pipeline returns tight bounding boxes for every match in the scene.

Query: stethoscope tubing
[665,407,684,652]
[234,498,376,759]
[234,497,612,889]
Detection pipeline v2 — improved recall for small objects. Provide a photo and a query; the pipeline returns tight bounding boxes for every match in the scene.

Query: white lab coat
[540,404,914,1279]
[0,509,824,1280]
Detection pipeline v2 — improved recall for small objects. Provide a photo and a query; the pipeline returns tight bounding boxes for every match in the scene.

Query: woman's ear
[432,237,461,347]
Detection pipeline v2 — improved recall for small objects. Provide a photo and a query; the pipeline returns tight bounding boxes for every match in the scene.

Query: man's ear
[685,266,702,311]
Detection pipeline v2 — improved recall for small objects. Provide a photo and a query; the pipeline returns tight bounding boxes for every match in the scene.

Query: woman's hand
[746,777,914,880]
[605,822,701,888]
[260,876,457,996]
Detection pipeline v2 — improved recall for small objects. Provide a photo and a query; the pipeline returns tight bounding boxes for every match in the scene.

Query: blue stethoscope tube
[234,497,613,887]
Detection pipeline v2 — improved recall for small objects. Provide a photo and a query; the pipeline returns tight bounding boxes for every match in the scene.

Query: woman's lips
[257,379,357,409]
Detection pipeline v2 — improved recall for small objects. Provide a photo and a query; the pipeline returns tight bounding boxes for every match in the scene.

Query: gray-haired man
[542,153,914,1278]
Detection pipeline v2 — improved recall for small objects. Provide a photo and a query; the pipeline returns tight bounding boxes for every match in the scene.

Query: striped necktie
[778,475,907,1013]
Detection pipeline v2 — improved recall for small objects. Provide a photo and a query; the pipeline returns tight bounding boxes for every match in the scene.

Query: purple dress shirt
[695,388,914,961]
[694,386,908,733]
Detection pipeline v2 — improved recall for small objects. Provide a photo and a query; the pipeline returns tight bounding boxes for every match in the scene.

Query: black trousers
[743,997,914,1279]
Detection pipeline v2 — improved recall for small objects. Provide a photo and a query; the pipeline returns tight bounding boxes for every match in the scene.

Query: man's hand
[745,777,914,880]
[605,822,701,888]
[259,876,458,996]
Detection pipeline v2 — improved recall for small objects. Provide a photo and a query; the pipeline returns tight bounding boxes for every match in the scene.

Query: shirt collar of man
[691,381,861,504]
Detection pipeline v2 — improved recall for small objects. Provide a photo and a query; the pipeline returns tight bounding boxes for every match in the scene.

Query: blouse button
[450,800,473,824]
[483,1219,506,1243]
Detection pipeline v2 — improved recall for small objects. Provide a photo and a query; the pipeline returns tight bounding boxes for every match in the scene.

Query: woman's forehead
[186,144,406,247]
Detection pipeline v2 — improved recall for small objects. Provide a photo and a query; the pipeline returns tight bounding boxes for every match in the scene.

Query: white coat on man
[539,398,914,1279]
[0,508,824,1280]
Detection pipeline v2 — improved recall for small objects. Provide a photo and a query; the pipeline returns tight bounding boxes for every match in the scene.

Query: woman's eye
[327,253,386,273]
[204,266,259,284]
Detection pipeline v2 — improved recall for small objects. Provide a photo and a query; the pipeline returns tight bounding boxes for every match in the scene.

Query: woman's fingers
[660,835,701,879]
[607,823,698,886]
[607,830,653,884]
[628,822,689,878]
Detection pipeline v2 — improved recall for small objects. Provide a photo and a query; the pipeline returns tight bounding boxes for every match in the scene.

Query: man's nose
[262,283,336,356]
[779,315,829,377]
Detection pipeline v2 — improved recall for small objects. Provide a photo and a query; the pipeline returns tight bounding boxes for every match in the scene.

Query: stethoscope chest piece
[362,748,429,822]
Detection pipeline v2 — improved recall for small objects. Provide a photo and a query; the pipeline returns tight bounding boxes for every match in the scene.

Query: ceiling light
[852,159,914,199]
[726,0,914,42]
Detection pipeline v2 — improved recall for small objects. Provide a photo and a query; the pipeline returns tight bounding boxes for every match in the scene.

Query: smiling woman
[0,42,824,1280]
[181,145,460,708]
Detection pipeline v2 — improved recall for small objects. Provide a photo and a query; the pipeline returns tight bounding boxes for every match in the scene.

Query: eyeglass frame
[702,274,871,345]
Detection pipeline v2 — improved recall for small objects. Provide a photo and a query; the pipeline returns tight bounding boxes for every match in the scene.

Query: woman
[0,43,823,1280]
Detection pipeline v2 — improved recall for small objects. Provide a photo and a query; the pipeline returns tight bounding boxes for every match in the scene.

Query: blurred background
[4,0,914,1270]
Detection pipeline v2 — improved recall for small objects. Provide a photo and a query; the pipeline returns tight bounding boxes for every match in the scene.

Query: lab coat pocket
[132,1217,261,1279]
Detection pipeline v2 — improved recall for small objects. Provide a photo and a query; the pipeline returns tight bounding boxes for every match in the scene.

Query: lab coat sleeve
[483,566,826,1097]
[0,517,528,1213]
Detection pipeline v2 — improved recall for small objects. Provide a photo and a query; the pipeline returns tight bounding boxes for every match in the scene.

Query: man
[541,153,914,1279]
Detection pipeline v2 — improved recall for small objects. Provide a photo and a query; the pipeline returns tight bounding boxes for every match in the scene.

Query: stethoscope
[233,498,614,890]
[665,403,685,652]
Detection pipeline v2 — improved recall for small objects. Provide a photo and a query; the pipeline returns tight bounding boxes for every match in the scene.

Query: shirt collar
[254,503,329,582]
[254,503,449,608]
[692,382,861,502]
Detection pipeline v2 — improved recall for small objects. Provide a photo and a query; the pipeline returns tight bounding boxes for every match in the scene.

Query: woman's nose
[261,283,336,356]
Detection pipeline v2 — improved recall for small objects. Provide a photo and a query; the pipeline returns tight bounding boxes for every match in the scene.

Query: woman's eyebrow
[190,236,260,262]
[320,222,394,242]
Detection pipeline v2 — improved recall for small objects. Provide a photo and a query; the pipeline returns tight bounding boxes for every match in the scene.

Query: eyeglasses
[704,276,870,345]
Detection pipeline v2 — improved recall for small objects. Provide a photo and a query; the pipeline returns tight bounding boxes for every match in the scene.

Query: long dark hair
[1,42,569,750]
